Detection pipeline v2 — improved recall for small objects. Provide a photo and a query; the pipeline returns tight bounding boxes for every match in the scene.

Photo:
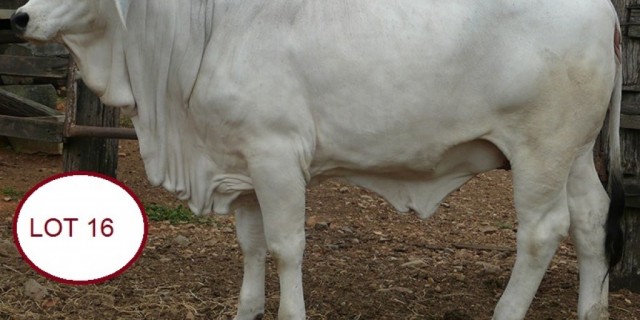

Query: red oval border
[12,171,148,286]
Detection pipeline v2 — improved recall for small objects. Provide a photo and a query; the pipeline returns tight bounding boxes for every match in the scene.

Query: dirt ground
[0,139,638,319]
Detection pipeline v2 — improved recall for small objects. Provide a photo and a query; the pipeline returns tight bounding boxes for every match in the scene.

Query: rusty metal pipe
[66,125,137,140]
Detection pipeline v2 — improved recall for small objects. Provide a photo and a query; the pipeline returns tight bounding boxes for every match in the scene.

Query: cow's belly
[310,122,492,177]
[310,138,507,219]
[303,56,534,178]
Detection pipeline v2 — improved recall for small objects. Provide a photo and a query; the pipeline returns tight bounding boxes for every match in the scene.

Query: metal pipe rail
[65,125,137,140]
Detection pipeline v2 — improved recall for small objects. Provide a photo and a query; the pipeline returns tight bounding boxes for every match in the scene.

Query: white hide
[13,0,623,319]
[114,0,131,27]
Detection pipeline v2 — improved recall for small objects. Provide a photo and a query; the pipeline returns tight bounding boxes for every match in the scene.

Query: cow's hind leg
[493,156,572,320]
[235,201,267,320]
[567,149,609,320]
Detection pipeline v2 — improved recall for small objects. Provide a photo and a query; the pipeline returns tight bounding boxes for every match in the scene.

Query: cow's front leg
[235,201,267,320]
[249,154,308,320]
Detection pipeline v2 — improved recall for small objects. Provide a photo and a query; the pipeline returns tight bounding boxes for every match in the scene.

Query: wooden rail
[0,8,14,19]
[0,55,68,79]
[0,115,63,142]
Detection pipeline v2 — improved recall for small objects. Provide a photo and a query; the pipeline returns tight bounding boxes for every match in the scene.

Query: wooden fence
[598,0,640,293]
[0,0,135,177]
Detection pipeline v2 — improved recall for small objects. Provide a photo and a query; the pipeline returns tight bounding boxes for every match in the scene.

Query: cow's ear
[114,0,132,28]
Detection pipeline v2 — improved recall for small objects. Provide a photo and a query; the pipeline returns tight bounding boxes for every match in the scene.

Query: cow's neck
[63,25,135,112]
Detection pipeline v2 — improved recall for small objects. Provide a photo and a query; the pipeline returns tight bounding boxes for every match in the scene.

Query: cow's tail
[604,24,625,272]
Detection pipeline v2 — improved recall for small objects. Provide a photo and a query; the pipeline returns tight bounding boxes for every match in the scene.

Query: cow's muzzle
[10,11,29,35]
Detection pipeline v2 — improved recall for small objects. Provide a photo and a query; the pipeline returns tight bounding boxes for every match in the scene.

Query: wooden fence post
[608,0,640,293]
[62,65,120,177]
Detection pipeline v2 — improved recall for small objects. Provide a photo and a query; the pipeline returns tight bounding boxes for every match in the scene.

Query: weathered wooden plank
[626,5,640,38]
[622,101,640,115]
[0,8,14,19]
[63,66,120,177]
[621,114,640,130]
[0,115,63,142]
[610,207,640,292]
[0,0,27,10]
[623,179,640,209]
[623,85,640,92]
[0,55,68,79]
[0,87,61,117]
[0,29,23,44]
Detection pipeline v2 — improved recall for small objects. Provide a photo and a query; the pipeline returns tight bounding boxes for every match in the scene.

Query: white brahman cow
[11,0,625,319]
